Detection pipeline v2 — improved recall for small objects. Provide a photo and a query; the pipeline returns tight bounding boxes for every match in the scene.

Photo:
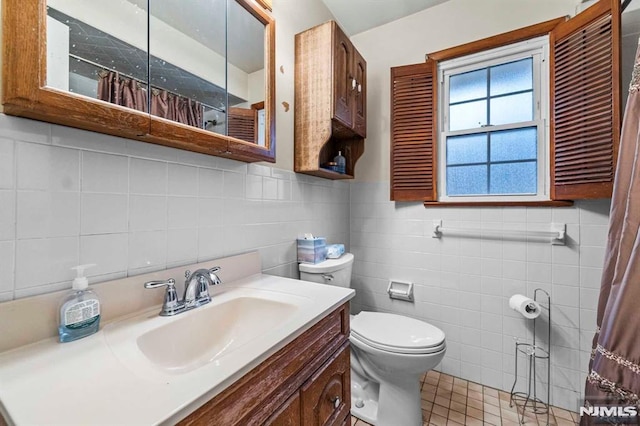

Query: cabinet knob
[351,78,357,90]
[357,84,362,94]
[331,396,340,409]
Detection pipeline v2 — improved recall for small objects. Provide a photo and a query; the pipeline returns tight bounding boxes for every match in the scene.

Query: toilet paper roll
[509,294,541,319]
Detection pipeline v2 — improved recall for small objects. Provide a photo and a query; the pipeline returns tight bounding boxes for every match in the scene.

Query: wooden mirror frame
[2,0,276,163]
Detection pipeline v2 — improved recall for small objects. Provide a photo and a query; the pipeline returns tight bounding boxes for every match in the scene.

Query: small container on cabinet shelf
[334,151,346,174]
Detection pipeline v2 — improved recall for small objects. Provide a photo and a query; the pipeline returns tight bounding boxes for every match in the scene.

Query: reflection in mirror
[45,0,149,111]
[44,0,270,146]
[148,0,233,135]
[227,0,266,145]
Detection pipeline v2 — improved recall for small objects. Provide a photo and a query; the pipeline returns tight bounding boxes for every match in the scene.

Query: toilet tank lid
[351,311,445,350]
[299,253,354,273]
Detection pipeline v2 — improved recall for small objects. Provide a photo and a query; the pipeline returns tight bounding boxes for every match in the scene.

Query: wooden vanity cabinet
[295,21,366,180]
[178,303,351,426]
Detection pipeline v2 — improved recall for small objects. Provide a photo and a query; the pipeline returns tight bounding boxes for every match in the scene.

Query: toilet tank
[299,253,354,287]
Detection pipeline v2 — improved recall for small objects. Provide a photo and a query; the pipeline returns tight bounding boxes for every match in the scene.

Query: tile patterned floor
[351,371,580,426]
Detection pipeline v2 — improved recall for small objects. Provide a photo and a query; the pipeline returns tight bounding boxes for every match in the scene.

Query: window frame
[437,36,551,202]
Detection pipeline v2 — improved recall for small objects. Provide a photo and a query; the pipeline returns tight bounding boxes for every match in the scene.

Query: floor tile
[468,397,484,410]
[484,395,500,407]
[484,402,501,416]
[432,403,449,418]
[484,387,500,398]
[453,377,468,387]
[435,395,451,408]
[451,392,467,404]
[440,374,454,383]
[429,413,447,426]
[484,412,502,425]
[467,406,484,420]
[450,400,466,414]
[469,382,483,392]
[453,385,468,396]
[351,371,580,426]
[465,417,483,426]
[448,410,466,424]
[468,389,484,401]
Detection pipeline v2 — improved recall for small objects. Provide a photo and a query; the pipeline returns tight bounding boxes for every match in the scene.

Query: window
[390,0,620,204]
[438,37,549,201]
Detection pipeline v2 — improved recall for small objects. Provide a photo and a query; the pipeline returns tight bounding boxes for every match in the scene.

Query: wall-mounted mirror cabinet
[3,0,275,162]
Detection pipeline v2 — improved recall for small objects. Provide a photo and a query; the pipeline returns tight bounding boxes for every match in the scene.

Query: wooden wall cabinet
[178,303,351,426]
[295,21,366,180]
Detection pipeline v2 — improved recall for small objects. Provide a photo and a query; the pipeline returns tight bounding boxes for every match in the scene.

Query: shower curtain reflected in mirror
[97,70,203,128]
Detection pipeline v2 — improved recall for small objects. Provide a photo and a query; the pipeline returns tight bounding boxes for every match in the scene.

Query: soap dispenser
[334,151,346,174]
[58,264,101,343]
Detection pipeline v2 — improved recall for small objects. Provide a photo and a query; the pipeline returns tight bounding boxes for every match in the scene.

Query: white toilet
[299,253,446,426]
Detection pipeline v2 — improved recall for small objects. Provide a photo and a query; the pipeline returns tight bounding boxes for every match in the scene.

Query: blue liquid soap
[58,264,101,343]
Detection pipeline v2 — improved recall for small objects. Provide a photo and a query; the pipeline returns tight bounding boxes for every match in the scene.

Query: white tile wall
[0,113,612,412]
[0,114,350,299]
[350,181,610,411]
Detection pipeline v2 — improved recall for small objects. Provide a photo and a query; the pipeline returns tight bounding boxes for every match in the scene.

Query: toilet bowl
[299,253,446,426]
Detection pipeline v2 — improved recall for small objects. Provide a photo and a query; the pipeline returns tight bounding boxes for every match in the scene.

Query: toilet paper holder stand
[509,288,551,426]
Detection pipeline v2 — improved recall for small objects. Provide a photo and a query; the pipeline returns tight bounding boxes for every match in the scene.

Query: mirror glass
[45,0,269,146]
[46,0,149,112]
[148,0,228,135]
[227,0,266,145]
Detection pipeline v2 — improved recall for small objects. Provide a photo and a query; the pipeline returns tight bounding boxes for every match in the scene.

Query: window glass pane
[447,134,487,165]
[490,92,532,125]
[490,58,532,96]
[450,68,487,104]
[490,162,537,194]
[490,127,537,162]
[447,165,487,196]
[449,100,487,131]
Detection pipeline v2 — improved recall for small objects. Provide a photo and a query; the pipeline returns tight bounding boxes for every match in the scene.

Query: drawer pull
[331,396,340,409]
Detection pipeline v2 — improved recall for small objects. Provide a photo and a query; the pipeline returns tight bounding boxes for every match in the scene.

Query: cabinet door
[265,391,301,426]
[301,345,350,426]
[352,49,367,138]
[333,25,354,129]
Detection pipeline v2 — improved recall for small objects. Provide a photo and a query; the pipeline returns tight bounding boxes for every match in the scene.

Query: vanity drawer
[178,302,350,425]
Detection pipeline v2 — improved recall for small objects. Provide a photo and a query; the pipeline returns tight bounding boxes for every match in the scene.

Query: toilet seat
[351,311,446,355]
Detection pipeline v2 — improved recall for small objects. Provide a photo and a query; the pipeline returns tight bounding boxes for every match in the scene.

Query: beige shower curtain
[582,41,640,422]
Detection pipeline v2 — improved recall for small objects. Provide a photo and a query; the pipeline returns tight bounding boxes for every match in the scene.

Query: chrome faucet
[144,266,222,316]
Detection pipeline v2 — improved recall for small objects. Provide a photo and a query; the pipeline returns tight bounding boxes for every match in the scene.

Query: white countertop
[0,274,354,425]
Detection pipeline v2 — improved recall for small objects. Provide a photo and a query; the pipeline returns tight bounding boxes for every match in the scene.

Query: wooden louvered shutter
[228,107,258,143]
[390,60,437,201]
[550,0,621,199]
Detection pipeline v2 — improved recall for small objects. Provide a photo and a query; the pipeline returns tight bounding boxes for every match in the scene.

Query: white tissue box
[326,244,345,259]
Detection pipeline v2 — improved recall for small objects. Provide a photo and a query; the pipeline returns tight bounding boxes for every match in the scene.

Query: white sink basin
[103,287,308,380]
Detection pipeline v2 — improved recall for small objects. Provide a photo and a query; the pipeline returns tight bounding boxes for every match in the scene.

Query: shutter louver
[228,107,257,143]
[390,61,437,201]
[551,0,620,199]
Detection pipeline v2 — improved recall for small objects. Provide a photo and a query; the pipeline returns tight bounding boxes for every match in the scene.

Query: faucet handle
[209,266,222,286]
[144,278,184,316]
[144,278,176,289]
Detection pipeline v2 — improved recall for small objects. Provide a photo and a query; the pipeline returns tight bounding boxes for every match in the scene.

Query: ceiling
[320,0,451,36]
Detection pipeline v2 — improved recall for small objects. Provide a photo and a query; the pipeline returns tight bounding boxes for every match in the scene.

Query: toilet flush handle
[322,273,334,282]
